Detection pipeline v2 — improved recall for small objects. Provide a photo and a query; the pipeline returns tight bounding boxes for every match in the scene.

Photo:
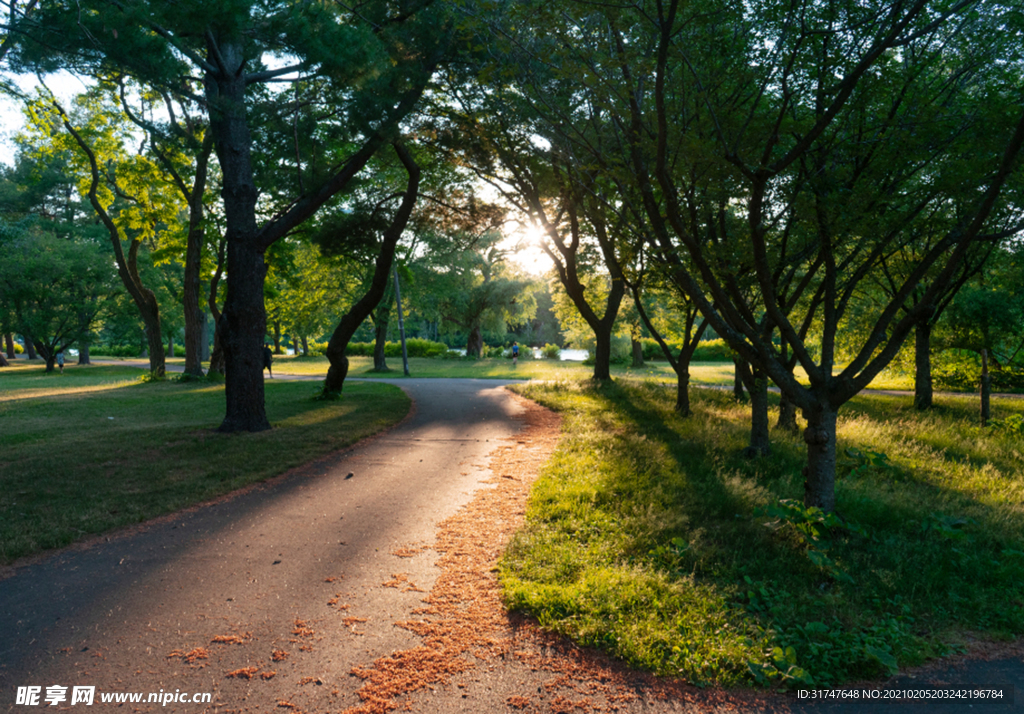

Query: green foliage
[345,338,449,358]
[503,381,1024,688]
[540,343,561,360]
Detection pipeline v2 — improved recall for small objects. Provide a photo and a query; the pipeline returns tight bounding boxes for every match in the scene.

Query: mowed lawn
[502,379,1024,687]
[0,361,409,563]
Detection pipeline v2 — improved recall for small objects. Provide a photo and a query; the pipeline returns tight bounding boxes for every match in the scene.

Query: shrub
[692,338,734,362]
[541,343,561,360]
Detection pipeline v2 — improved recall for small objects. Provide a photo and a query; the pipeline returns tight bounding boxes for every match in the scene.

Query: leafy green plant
[541,343,562,360]
[841,447,902,480]
[755,499,866,582]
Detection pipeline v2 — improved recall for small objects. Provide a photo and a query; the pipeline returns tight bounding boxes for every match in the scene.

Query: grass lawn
[0,361,410,564]
[502,379,1024,688]
[271,353,741,385]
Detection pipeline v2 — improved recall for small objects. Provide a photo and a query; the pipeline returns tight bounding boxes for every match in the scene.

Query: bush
[89,345,145,358]
[692,338,734,362]
[345,338,449,359]
[541,343,561,360]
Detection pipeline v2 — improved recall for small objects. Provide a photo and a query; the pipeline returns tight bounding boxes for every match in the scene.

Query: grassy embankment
[502,379,1024,688]
[0,361,409,564]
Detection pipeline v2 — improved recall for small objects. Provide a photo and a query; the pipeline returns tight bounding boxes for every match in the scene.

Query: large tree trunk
[371,297,391,372]
[273,321,283,354]
[913,321,933,410]
[323,143,420,395]
[733,356,748,402]
[676,368,691,416]
[372,314,390,372]
[141,305,166,376]
[803,403,838,513]
[465,326,483,358]
[36,341,55,372]
[24,336,37,360]
[631,337,644,368]
[0,352,8,367]
[592,326,613,381]
[747,370,771,457]
[209,41,269,432]
[78,344,91,365]
[182,135,213,379]
[776,393,799,432]
[4,334,14,359]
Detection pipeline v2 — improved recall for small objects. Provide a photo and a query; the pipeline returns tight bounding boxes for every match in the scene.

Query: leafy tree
[487,0,1024,512]
[0,220,115,370]
[12,0,451,429]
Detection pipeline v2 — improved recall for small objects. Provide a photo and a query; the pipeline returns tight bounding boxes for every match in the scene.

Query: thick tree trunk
[745,368,771,457]
[676,368,691,416]
[0,352,8,367]
[372,315,390,372]
[182,136,213,379]
[776,393,799,432]
[466,326,483,357]
[141,304,166,376]
[273,321,283,354]
[592,326,613,381]
[802,403,838,513]
[733,357,748,402]
[78,344,91,365]
[301,335,310,356]
[24,337,37,360]
[4,334,14,359]
[209,41,269,432]
[913,321,933,410]
[631,337,644,368]
[36,342,54,372]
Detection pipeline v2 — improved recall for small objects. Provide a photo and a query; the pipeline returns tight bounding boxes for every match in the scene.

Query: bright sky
[0,70,87,166]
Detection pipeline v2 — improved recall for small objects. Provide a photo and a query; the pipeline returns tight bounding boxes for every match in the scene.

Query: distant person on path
[511,341,519,367]
[56,350,64,374]
[263,344,273,378]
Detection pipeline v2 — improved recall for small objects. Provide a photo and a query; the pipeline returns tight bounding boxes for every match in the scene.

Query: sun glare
[501,223,552,277]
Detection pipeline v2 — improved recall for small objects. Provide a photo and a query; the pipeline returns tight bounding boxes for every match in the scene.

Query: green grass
[0,362,410,564]
[501,379,1024,688]
[271,353,739,384]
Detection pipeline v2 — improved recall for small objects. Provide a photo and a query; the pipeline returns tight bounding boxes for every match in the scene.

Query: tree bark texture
[803,404,838,513]
[776,394,799,432]
[465,326,483,358]
[208,41,269,431]
[739,363,770,457]
[676,369,691,416]
[5,333,15,359]
[24,337,37,360]
[631,337,644,368]
[733,357,748,402]
[77,344,91,365]
[592,327,613,381]
[372,307,390,372]
[182,135,214,378]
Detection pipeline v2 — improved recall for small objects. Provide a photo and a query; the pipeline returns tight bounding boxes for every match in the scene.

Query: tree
[482,0,1024,511]
[0,221,114,370]
[13,0,450,430]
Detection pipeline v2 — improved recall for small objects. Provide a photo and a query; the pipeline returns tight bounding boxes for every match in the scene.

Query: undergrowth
[502,380,1024,689]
